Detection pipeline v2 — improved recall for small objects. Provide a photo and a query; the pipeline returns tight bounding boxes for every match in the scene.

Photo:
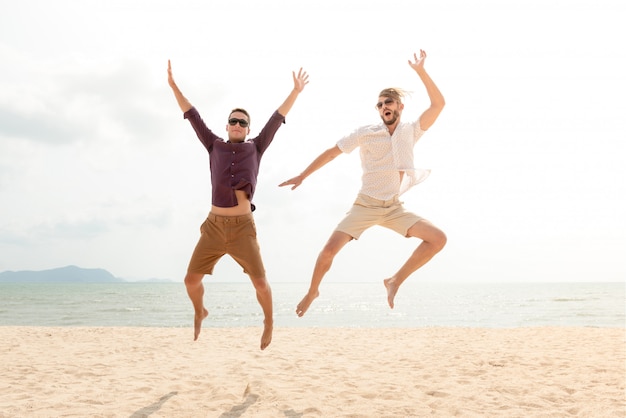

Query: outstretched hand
[279,175,304,190]
[167,59,176,87]
[292,68,310,93]
[408,50,427,71]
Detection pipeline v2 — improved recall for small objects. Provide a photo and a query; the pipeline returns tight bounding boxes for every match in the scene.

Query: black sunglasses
[228,118,249,128]
[375,98,395,109]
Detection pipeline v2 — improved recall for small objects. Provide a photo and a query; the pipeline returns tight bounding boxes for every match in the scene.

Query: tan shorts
[335,194,425,239]
[187,213,265,278]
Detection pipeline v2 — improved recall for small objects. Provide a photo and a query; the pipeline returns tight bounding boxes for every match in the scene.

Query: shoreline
[1,326,624,417]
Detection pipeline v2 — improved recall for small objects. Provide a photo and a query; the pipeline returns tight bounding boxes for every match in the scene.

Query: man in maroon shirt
[168,60,309,350]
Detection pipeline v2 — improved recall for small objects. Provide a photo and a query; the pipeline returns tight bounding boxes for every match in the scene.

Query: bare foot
[193,308,209,341]
[295,291,319,317]
[384,278,399,309]
[260,320,273,350]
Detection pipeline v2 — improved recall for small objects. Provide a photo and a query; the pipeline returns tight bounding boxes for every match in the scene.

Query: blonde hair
[378,88,412,103]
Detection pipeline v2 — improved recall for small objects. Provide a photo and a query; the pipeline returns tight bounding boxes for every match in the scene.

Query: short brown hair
[229,108,250,124]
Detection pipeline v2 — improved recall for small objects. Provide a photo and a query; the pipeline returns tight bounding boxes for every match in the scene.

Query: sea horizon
[1,281,624,329]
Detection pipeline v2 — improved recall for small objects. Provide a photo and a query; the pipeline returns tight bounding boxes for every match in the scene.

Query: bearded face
[381,109,401,126]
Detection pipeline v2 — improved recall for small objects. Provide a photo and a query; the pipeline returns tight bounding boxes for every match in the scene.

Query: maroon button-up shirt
[184,107,285,211]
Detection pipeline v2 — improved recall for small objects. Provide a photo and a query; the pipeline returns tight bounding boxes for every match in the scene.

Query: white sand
[0,326,624,417]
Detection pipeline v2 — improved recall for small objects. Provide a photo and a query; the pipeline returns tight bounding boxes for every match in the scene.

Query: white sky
[0,0,624,283]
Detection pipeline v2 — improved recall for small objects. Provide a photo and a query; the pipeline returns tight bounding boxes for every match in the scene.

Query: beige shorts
[335,194,424,239]
[187,213,265,278]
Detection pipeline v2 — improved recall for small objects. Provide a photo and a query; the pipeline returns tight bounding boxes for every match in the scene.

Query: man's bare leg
[250,276,273,350]
[384,220,447,308]
[184,272,208,340]
[296,231,352,317]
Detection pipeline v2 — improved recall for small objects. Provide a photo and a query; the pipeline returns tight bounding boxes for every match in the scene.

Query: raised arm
[408,50,445,131]
[279,145,342,190]
[167,60,193,113]
[277,68,309,117]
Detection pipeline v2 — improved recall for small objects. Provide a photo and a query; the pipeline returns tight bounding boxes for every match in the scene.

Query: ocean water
[0,281,623,329]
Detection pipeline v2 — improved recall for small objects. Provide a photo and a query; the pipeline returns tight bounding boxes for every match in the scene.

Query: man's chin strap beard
[384,116,398,126]
[382,110,400,126]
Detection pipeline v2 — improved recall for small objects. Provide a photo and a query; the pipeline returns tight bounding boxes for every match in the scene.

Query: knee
[318,244,338,263]
[431,230,447,252]
[184,272,203,287]
[251,277,271,293]
[317,233,351,264]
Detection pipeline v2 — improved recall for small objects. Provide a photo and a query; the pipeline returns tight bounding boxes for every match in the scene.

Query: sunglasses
[375,98,395,109]
[228,118,249,128]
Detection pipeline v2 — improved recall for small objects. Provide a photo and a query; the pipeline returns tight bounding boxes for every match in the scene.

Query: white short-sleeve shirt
[337,119,430,200]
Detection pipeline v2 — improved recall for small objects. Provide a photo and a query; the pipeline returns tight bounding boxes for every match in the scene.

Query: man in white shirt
[280,50,446,316]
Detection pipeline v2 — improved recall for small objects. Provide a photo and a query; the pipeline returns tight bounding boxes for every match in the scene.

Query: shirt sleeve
[184,107,218,151]
[413,118,426,144]
[336,127,362,154]
[253,111,286,153]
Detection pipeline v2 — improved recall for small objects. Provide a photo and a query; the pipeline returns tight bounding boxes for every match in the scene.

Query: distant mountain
[0,265,125,283]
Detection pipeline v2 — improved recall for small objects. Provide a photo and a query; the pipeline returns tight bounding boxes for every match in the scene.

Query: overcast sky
[1,0,624,283]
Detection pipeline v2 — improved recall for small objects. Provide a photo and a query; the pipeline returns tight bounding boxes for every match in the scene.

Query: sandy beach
[1,326,624,417]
